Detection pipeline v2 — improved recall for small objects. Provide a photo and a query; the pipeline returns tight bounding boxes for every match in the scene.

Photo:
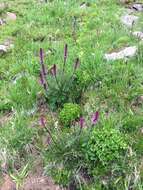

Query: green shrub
[85,126,127,165]
[59,103,81,126]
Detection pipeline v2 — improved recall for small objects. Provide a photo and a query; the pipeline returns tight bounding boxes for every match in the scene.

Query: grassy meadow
[0,0,143,189]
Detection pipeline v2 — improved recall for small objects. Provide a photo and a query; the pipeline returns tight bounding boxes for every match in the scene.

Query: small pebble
[132,3,143,12]
[133,31,143,40]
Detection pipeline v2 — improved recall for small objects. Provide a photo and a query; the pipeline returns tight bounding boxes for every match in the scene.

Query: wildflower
[63,44,68,72]
[40,71,47,90]
[40,48,44,64]
[91,111,99,125]
[79,117,85,129]
[39,48,46,75]
[40,116,46,128]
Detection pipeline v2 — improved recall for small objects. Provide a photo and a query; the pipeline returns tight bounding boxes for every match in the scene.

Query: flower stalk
[40,48,46,76]
[39,48,48,91]
[40,116,59,148]
[63,44,68,73]
[91,111,99,125]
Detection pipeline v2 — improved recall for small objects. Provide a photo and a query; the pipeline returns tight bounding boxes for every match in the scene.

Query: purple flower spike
[40,71,47,90]
[91,111,99,125]
[74,58,80,71]
[79,117,85,129]
[40,48,44,64]
[63,44,68,72]
[39,48,46,75]
[40,116,46,128]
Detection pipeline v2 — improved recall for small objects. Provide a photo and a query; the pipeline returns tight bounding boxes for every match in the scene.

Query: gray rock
[133,31,143,40]
[0,45,7,53]
[80,2,87,9]
[105,46,137,61]
[140,127,143,134]
[12,72,27,84]
[121,14,138,28]
[132,3,143,12]
[0,40,14,55]
[0,18,6,25]
[6,12,17,21]
[0,18,3,25]
[138,95,143,104]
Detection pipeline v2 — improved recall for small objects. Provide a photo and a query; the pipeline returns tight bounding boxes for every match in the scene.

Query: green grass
[0,0,143,189]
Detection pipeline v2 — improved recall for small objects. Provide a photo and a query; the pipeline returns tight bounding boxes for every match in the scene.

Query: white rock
[0,19,3,25]
[12,72,27,84]
[140,128,143,134]
[0,18,6,25]
[121,15,138,28]
[0,40,14,55]
[133,31,143,40]
[105,46,137,61]
[132,4,143,12]
[6,12,17,21]
[80,3,87,9]
[0,45,7,53]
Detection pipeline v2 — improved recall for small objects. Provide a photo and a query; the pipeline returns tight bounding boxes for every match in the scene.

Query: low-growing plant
[85,126,127,165]
[44,112,130,189]
[44,125,89,189]
[39,45,83,110]
[44,112,99,188]
[59,103,81,126]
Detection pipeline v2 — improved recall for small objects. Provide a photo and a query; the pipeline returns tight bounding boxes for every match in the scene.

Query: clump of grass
[0,113,36,164]
[0,0,143,189]
[38,44,83,110]
[44,113,132,189]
